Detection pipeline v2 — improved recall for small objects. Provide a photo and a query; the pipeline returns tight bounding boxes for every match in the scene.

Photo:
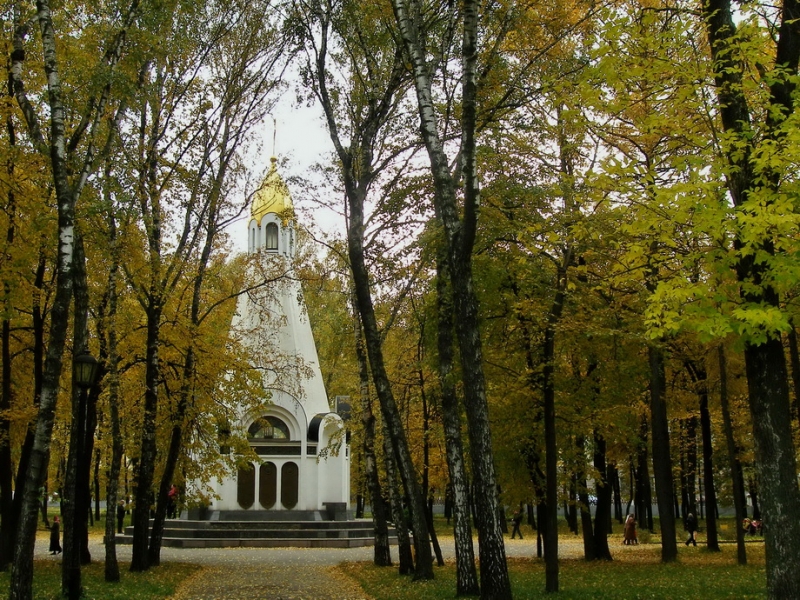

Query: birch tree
[390,0,512,595]
[7,0,140,595]
[291,0,434,578]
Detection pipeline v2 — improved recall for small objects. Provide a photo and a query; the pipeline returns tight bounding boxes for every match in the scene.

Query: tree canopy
[2,0,800,598]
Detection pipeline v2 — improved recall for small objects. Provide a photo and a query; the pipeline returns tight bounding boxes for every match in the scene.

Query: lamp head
[73,353,99,389]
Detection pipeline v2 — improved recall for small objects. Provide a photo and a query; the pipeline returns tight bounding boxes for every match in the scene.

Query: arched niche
[237,462,255,509]
[281,462,299,509]
[259,462,277,509]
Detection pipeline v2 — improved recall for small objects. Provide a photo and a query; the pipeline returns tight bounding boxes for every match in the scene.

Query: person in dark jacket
[49,515,62,555]
[511,505,524,539]
[685,512,697,546]
[116,500,126,534]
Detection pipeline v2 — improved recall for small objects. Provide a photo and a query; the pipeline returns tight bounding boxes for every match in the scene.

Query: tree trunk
[0,307,12,572]
[77,236,100,569]
[62,231,93,599]
[130,302,163,572]
[451,256,511,598]
[748,479,761,521]
[102,333,123,578]
[679,433,688,522]
[743,339,800,595]
[717,345,746,565]
[648,344,678,562]
[540,265,569,590]
[435,251,478,595]
[702,0,800,593]
[626,461,634,518]
[673,483,681,520]
[636,415,653,532]
[611,466,623,524]
[426,500,445,567]
[418,356,445,569]
[308,0,431,577]
[575,435,596,561]
[7,3,81,596]
[130,55,166,574]
[694,365,720,551]
[592,431,613,561]
[536,502,545,559]
[567,475,578,534]
[347,197,433,580]
[381,420,414,575]
[685,417,698,520]
[93,451,101,522]
[81,385,98,567]
[788,327,800,429]
[736,461,748,520]
[354,306,391,567]
[391,0,510,594]
[0,105,16,570]
[8,255,46,576]
[147,346,191,567]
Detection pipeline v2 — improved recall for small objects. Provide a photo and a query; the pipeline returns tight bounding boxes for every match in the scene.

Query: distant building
[206,157,349,516]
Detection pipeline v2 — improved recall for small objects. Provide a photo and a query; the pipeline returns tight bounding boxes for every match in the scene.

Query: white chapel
[206,157,350,517]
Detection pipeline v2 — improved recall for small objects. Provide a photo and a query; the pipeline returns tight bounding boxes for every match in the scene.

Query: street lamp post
[64,353,98,600]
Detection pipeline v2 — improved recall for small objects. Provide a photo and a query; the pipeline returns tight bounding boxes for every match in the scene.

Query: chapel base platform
[114,514,385,549]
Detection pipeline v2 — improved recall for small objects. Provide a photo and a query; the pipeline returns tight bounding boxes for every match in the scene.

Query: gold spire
[251,157,293,225]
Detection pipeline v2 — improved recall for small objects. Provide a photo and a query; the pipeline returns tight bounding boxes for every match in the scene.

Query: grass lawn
[0,560,199,600]
[0,518,199,600]
[341,540,766,599]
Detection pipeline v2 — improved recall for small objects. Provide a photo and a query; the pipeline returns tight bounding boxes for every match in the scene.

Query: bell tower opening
[265,222,279,251]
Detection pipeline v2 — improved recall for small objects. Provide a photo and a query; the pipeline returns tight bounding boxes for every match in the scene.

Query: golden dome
[251,157,293,225]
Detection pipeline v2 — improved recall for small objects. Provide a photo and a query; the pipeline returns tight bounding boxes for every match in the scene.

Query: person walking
[116,500,126,534]
[511,506,524,539]
[168,484,178,519]
[623,514,638,545]
[49,516,62,555]
[685,512,697,546]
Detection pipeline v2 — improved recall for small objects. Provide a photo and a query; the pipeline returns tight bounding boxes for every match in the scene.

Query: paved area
[34,530,586,599]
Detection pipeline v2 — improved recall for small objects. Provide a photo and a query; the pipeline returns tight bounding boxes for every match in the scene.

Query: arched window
[265,222,279,250]
[248,416,290,440]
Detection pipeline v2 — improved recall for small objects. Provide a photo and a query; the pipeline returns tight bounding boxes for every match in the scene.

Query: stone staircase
[115,510,382,549]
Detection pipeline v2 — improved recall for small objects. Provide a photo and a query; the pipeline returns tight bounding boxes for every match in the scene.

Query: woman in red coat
[623,514,638,545]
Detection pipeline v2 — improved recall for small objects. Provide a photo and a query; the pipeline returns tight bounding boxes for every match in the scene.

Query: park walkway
[37,531,587,599]
[163,545,374,600]
[162,538,585,599]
